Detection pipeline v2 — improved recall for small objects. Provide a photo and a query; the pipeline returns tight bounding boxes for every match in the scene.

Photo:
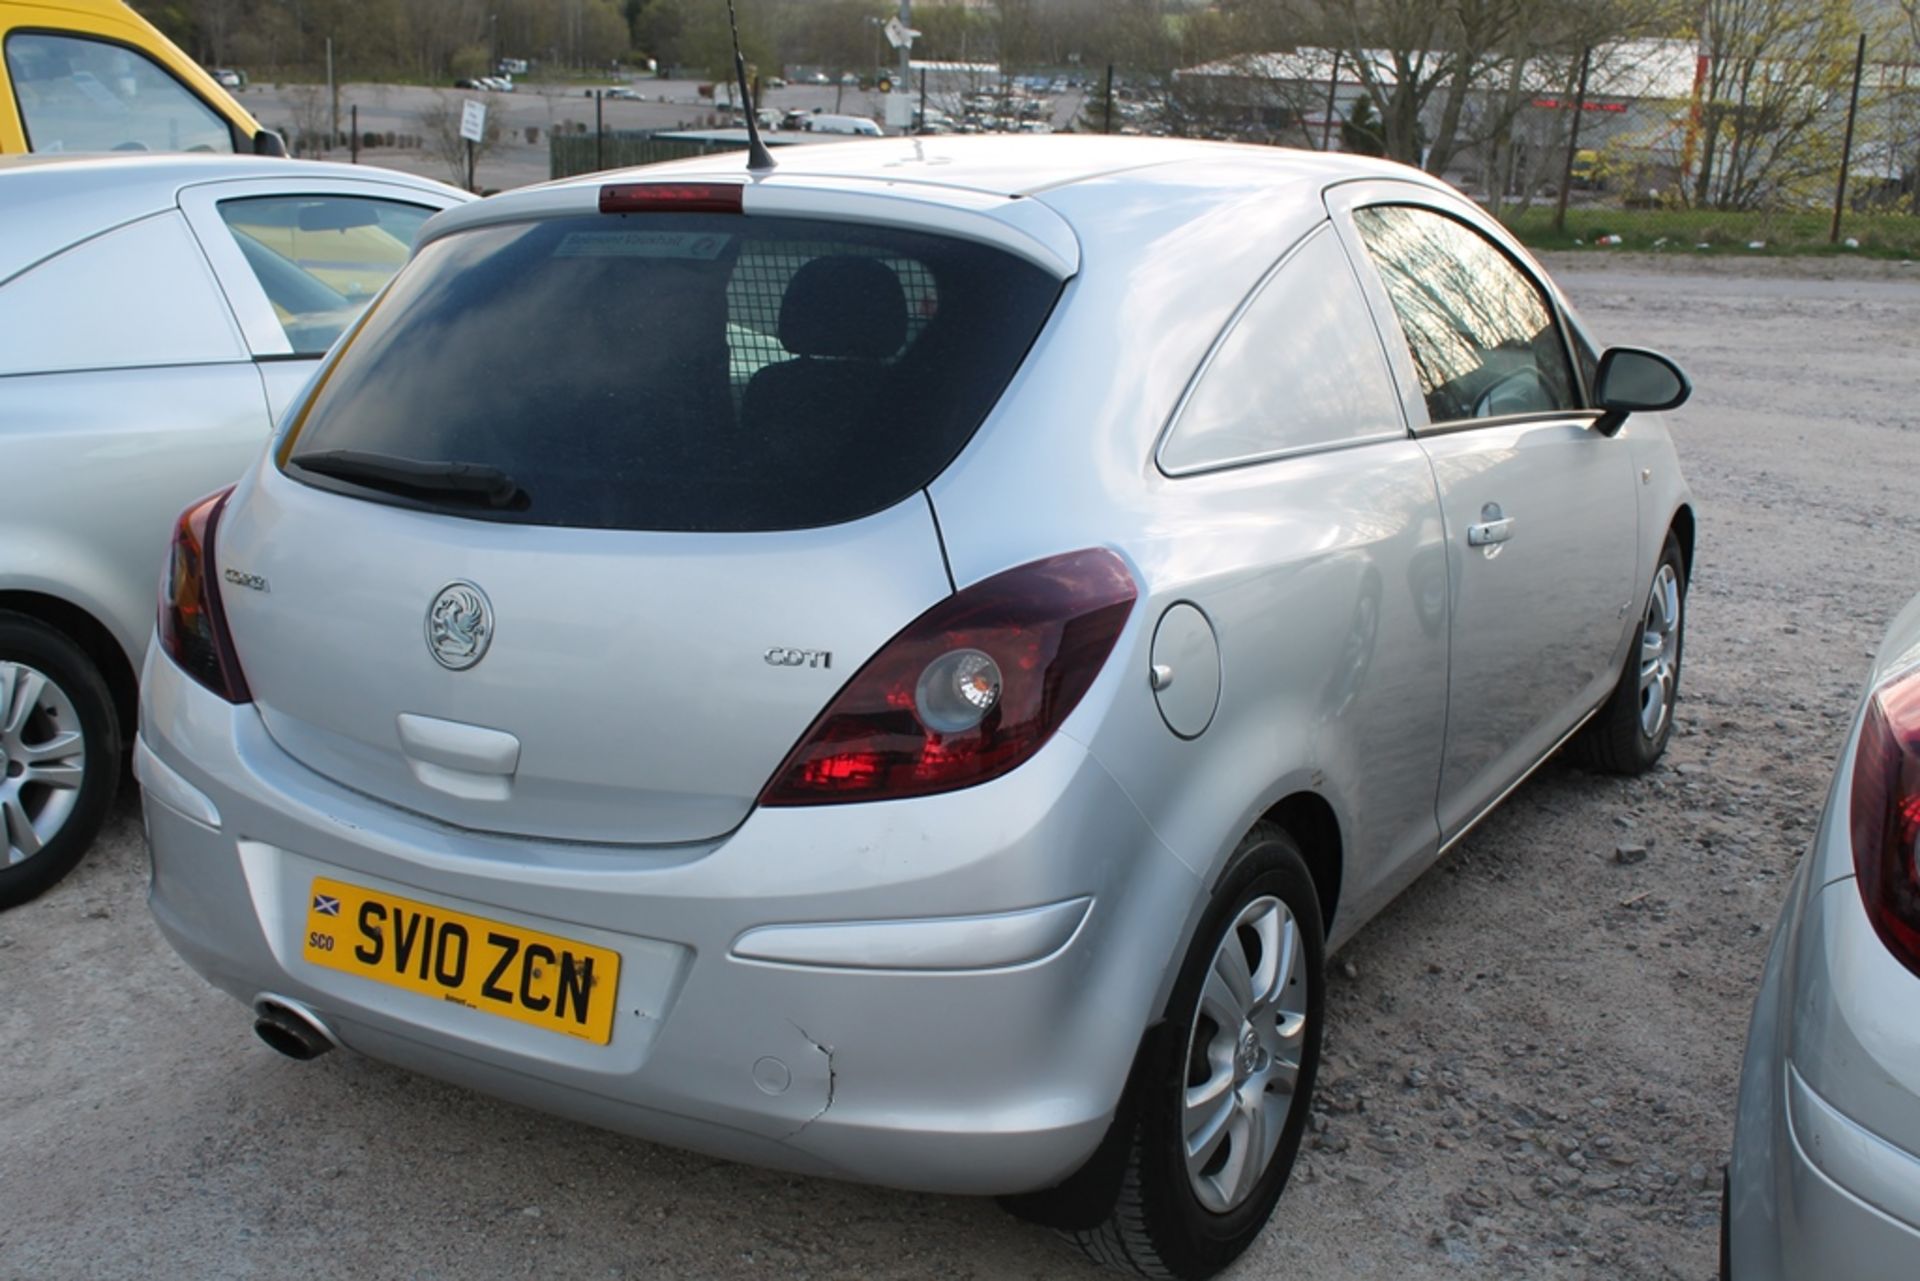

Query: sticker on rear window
[553,231,732,261]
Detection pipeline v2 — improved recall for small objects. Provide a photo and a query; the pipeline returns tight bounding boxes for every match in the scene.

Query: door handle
[1467,517,1514,546]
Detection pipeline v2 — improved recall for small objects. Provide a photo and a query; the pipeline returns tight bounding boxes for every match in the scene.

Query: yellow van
[0,0,280,155]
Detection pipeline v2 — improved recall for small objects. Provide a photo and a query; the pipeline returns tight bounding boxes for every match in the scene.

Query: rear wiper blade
[294,449,526,510]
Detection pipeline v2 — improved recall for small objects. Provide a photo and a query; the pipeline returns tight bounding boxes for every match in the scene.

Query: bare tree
[285,83,330,154]
[1285,0,1680,174]
[1689,0,1858,209]
[420,90,503,189]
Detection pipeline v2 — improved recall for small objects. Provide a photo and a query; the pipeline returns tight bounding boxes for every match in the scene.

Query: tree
[1341,91,1388,153]
[420,88,503,188]
[649,0,775,80]
[1284,0,1681,174]
[1687,0,1860,209]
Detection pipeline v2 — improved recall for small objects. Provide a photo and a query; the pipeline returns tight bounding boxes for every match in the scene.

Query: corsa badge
[426,581,493,671]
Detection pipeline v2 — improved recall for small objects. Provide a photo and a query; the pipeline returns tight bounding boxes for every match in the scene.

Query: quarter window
[6,32,234,154]
[1352,205,1575,425]
[1161,226,1403,474]
[216,196,435,354]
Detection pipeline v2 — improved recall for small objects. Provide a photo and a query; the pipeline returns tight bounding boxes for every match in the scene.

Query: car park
[1725,595,1920,1276]
[0,153,466,906]
[0,0,277,155]
[138,136,1693,1278]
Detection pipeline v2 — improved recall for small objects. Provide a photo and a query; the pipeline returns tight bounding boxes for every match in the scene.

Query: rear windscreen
[280,212,1063,532]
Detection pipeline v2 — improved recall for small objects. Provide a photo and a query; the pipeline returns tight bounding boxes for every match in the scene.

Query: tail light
[760,549,1137,806]
[157,487,252,704]
[1849,667,1920,979]
[598,182,743,214]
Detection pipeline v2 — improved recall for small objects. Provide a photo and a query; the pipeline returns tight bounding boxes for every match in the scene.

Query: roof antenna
[725,0,775,173]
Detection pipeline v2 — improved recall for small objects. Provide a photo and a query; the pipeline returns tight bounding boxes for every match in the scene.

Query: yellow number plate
[302,877,621,1046]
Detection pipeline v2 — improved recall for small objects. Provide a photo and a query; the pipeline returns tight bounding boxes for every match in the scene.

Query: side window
[217,196,435,355]
[1161,225,1404,474]
[1352,205,1576,426]
[5,32,235,155]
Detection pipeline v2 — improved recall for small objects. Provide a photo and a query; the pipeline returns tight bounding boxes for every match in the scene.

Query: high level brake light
[157,487,252,704]
[597,182,744,215]
[1849,666,1920,980]
[760,549,1137,806]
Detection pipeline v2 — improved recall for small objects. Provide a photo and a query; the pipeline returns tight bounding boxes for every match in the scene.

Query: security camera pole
[883,3,920,134]
[897,1,911,91]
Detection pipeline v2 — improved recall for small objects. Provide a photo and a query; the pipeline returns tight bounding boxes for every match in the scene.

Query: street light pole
[897,0,910,96]
[325,35,336,148]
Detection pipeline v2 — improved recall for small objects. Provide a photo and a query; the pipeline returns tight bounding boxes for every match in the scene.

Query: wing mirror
[1593,347,1690,436]
[252,128,288,157]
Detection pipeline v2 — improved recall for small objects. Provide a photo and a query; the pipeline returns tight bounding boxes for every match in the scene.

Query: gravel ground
[3,252,1917,1280]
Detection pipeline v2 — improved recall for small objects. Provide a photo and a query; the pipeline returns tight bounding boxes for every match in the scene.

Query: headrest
[778,255,907,360]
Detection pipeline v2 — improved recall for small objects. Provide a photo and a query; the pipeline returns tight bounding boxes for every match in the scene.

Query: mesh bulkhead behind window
[281,213,1063,533]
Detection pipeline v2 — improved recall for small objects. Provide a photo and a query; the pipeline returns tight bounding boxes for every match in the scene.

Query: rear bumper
[139,645,1200,1195]
[1727,865,1920,1278]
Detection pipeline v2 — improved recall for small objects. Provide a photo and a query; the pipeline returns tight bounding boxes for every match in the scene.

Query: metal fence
[548,129,739,180]
[1085,36,1920,255]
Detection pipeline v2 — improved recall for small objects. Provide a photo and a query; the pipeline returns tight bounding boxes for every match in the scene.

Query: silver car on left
[0,153,466,906]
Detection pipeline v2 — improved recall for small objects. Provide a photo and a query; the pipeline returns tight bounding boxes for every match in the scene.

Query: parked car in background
[140,137,1692,1278]
[1726,595,1920,1275]
[210,67,245,89]
[0,153,466,907]
[803,112,882,136]
[0,0,279,154]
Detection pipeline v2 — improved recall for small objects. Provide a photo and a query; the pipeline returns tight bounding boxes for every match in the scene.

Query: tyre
[0,613,120,909]
[1008,823,1326,1279]
[1728,1167,1743,1275]
[1569,531,1685,775]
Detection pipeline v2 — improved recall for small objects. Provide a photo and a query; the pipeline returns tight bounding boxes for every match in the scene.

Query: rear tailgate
[210,189,1068,845]
[218,474,949,844]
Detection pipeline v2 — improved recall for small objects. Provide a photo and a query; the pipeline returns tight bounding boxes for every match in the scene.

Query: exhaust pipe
[252,996,337,1061]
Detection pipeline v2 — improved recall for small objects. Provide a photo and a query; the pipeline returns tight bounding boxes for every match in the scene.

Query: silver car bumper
[1728,860,1920,1277]
[139,645,1202,1195]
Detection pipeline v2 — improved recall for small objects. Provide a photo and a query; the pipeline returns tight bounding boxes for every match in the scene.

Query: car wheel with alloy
[1571,531,1686,774]
[0,614,119,908]
[1011,823,1325,1278]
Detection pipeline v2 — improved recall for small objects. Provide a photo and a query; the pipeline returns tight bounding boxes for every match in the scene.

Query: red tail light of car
[157,487,252,704]
[760,549,1137,806]
[598,182,744,214]
[1849,666,1920,980]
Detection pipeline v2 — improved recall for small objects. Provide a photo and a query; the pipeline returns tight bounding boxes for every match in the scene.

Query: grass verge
[1500,205,1920,259]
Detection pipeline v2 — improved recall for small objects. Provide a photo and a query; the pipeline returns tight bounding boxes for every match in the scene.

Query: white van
[803,113,882,136]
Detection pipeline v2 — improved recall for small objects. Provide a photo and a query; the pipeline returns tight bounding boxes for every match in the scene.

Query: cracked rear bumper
[140,645,1201,1194]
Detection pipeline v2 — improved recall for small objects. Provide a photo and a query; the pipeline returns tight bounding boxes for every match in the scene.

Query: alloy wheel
[1182,894,1310,1214]
[1638,562,1682,740]
[0,661,87,867]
